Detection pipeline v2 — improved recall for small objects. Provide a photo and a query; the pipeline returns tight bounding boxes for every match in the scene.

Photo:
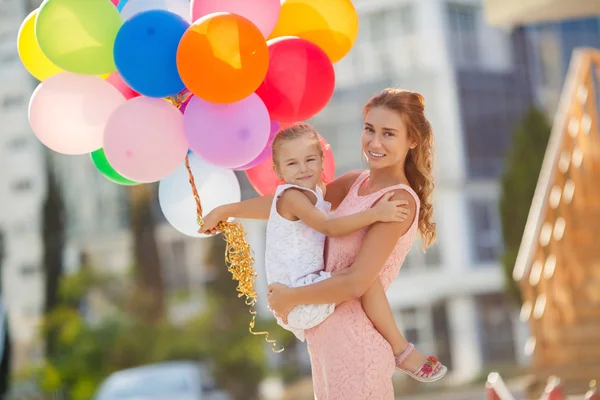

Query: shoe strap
[394,342,414,365]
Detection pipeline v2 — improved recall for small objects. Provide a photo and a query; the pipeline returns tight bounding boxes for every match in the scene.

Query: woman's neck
[367,166,409,190]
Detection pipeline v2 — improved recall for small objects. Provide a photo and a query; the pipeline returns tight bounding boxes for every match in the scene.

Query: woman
[200,88,436,399]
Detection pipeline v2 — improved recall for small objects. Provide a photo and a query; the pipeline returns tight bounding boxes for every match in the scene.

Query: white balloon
[159,153,241,237]
[121,0,192,22]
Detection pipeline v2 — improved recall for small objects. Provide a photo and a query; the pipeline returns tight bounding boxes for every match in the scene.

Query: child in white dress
[264,125,407,342]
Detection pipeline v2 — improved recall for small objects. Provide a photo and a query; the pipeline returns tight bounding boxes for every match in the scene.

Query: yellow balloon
[17,9,64,81]
[268,0,359,63]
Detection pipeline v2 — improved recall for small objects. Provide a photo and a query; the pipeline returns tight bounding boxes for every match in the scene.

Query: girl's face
[274,136,324,190]
[362,106,416,170]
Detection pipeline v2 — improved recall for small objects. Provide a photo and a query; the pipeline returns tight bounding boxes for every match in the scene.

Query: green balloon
[91,149,139,186]
[35,0,123,75]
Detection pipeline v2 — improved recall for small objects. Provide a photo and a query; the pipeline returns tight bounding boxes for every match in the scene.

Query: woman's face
[361,106,416,170]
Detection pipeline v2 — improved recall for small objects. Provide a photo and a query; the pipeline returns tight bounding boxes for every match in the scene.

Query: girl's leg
[361,279,440,377]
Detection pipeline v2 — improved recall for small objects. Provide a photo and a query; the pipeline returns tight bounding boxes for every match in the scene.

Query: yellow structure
[485,1,600,397]
[512,47,600,397]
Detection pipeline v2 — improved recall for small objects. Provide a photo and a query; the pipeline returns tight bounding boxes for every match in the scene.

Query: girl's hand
[372,192,409,223]
[198,206,227,235]
[267,283,294,324]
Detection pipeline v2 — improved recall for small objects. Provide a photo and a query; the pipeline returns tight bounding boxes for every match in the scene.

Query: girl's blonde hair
[271,123,323,167]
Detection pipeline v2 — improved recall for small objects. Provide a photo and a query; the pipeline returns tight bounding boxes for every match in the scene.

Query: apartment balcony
[485,0,600,26]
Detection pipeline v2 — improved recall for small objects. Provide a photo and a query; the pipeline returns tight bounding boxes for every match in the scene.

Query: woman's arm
[198,195,273,234]
[280,189,409,238]
[268,190,417,311]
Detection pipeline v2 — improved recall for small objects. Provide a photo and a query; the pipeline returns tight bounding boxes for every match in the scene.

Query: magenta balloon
[104,97,188,183]
[233,120,279,170]
[184,94,271,169]
[179,95,192,114]
[190,0,280,37]
[28,72,126,155]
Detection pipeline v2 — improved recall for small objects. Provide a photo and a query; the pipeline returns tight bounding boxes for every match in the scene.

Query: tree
[38,255,274,400]
[198,235,276,400]
[499,107,552,302]
[127,185,165,322]
[42,154,66,357]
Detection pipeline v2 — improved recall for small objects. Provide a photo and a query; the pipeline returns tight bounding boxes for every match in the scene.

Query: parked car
[93,361,229,400]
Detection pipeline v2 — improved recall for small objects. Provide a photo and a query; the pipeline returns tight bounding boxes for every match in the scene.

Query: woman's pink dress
[305,171,421,400]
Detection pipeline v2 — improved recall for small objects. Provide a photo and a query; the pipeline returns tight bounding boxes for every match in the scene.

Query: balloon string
[168,89,192,108]
[184,154,284,353]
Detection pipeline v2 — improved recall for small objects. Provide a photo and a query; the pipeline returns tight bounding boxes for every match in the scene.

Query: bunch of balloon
[16,0,359,351]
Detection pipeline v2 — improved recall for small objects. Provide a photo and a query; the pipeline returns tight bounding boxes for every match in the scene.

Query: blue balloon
[114,10,189,98]
[117,0,128,12]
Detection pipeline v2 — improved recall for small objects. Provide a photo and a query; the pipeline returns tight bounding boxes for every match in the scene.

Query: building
[524,17,600,116]
[0,0,47,370]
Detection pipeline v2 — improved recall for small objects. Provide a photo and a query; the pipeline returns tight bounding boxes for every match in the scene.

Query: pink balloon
[233,120,279,170]
[110,0,119,5]
[190,0,280,37]
[28,72,126,155]
[104,97,188,183]
[106,72,140,100]
[183,93,270,168]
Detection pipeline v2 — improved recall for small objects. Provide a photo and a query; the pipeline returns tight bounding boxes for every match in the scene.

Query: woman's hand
[267,283,294,324]
[198,206,228,235]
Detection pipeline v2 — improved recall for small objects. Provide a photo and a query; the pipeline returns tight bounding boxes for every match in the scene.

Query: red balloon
[245,135,335,195]
[547,387,565,400]
[106,72,140,100]
[256,37,335,123]
[110,0,119,5]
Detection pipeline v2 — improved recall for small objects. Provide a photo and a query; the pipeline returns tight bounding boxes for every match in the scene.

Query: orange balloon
[268,0,359,63]
[177,13,269,104]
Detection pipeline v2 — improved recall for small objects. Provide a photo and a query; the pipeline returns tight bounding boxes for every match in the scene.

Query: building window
[468,199,502,263]
[396,306,438,357]
[20,265,38,276]
[368,11,387,43]
[398,307,420,344]
[401,240,442,272]
[11,178,32,192]
[0,51,17,64]
[476,293,516,365]
[447,3,480,67]
[424,243,442,267]
[6,136,28,149]
[1,93,26,109]
[162,239,189,292]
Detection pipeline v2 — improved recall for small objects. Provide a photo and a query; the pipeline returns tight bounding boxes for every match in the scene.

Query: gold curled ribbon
[184,154,284,353]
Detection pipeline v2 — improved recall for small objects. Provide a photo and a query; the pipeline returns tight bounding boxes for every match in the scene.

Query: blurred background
[1,0,599,399]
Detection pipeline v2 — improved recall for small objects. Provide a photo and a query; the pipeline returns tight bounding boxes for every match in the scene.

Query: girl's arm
[198,195,273,234]
[279,189,409,238]
[268,190,417,313]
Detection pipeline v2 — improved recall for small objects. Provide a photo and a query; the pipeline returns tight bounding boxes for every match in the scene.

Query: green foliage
[499,107,552,303]
[37,238,276,400]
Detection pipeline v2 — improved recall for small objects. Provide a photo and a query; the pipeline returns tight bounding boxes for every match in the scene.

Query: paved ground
[281,377,528,400]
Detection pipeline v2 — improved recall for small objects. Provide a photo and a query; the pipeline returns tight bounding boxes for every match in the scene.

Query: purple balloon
[184,94,271,168]
[234,120,280,170]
